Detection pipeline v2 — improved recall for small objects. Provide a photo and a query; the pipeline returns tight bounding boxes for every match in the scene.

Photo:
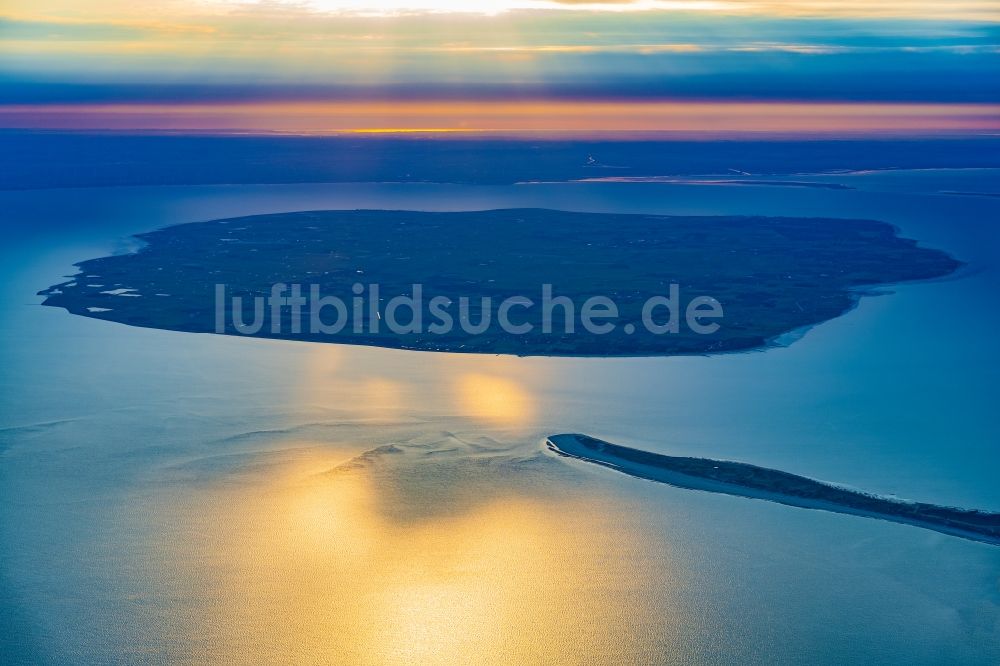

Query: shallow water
[1,172,999,664]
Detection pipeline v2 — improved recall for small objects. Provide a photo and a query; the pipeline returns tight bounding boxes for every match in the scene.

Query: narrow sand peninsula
[546,434,1000,546]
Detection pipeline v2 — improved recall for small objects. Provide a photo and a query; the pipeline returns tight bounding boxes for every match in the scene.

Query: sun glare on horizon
[222,0,731,16]
[201,0,1000,19]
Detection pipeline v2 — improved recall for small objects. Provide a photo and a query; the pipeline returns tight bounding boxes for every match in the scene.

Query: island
[546,434,1000,546]
[38,208,961,356]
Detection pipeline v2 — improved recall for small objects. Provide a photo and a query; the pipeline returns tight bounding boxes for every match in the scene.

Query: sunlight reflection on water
[153,440,690,665]
[2,174,999,664]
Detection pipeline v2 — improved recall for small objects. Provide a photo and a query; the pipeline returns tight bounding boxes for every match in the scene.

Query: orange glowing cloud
[1,100,998,135]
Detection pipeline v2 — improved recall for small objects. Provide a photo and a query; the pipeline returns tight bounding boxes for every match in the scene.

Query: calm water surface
[1,172,998,664]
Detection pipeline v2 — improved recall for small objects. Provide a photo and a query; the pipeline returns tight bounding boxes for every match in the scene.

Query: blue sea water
[1,171,998,664]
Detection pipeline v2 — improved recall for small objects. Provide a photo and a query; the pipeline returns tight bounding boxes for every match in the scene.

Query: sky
[1,0,998,133]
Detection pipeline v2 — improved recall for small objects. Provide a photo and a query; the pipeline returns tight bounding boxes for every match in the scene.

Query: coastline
[546,434,1000,546]
[37,208,962,358]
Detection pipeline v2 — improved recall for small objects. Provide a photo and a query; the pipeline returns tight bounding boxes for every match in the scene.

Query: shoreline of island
[545,434,1000,546]
[37,208,962,357]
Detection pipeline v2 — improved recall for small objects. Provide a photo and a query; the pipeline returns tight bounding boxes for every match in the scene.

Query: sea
[1,169,998,664]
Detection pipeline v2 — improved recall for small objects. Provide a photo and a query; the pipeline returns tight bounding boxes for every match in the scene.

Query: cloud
[1,4,997,106]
